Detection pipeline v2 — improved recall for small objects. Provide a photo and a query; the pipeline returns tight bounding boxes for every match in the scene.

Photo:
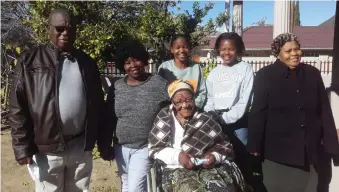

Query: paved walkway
[330,163,339,192]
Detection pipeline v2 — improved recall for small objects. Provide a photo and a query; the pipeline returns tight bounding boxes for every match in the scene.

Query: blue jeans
[234,128,248,145]
[115,145,152,192]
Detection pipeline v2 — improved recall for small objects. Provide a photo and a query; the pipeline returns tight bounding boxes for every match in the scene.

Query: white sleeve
[153,147,182,166]
[211,152,227,164]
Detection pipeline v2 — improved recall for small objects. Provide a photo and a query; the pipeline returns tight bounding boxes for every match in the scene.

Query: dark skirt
[263,159,322,192]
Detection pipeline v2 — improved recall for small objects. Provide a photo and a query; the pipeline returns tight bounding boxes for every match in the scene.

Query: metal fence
[101,58,333,77]
[101,62,159,77]
[246,60,332,75]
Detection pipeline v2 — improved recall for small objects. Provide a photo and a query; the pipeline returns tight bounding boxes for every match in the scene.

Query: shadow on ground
[0,129,121,192]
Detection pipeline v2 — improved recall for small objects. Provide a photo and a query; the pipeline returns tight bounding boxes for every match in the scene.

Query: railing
[101,62,125,77]
[101,62,158,77]
[101,56,333,77]
[199,56,333,75]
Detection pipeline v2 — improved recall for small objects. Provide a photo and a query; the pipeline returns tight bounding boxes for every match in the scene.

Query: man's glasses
[52,25,73,33]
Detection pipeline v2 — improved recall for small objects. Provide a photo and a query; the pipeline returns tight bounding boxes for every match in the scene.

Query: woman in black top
[247,33,339,192]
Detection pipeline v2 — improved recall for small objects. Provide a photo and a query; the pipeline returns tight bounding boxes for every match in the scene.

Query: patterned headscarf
[168,80,194,99]
[271,33,300,57]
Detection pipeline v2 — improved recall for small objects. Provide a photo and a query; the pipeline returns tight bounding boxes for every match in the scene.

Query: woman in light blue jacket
[204,32,254,145]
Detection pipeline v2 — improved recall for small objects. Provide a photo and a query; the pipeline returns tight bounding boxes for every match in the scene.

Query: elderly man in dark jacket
[247,33,339,192]
[8,8,108,192]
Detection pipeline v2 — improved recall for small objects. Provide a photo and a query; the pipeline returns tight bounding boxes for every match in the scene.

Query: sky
[169,1,336,31]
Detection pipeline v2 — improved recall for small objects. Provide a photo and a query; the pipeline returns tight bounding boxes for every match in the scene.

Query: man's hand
[202,153,216,169]
[179,152,194,169]
[17,157,33,165]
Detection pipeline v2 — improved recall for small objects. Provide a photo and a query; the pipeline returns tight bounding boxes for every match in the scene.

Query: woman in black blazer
[247,33,339,192]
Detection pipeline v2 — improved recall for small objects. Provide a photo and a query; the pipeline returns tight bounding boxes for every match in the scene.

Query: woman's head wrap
[271,33,300,57]
[168,80,194,99]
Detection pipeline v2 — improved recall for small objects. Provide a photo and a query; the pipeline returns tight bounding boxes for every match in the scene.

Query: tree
[1,1,32,112]
[294,0,301,26]
[1,1,33,49]
[20,1,227,68]
[175,2,227,48]
[25,1,142,69]
[252,16,269,26]
[135,1,177,64]
[1,1,227,112]
[136,1,227,63]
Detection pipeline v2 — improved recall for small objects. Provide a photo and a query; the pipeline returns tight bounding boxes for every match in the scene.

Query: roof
[319,15,335,27]
[243,26,334,50]
[242,26,273,50]
[200,26,334,50]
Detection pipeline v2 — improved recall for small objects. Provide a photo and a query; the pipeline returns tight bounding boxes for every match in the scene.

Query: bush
[92,144,101,159]
[202,61,217,79]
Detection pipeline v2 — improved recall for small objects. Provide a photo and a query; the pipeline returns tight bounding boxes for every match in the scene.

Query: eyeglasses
[51,25,73,33]
[172,98,194,107]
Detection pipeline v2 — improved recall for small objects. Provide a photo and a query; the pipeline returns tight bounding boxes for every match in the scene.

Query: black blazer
[247,60,339,167]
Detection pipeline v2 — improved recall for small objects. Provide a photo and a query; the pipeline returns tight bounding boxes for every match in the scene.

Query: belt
[63,132,84,143]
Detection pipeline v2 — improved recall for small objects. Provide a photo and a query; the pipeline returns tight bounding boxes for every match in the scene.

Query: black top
[247,59,339,167]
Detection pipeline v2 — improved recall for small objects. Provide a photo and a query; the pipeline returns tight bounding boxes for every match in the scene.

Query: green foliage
[202,62,217,79]
[1,1,33,48]
[26,1,140,69]
[172,2,227,60]
[1,1,30,112]
[135,1,177,64]
[175,2,214,48]
[22,1,227,69]
[1,44,21,112]
[92,144,100,160]
[1,87,6,110]
[1,1,227,113]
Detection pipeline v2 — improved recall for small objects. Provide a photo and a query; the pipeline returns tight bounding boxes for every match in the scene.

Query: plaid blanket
[148,105,234,159]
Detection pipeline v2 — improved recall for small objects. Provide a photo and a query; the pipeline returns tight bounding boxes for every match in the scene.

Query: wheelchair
[145,111,265,192]
[147,160,161,192]
[145,147,265,192]
[146,159,249,192]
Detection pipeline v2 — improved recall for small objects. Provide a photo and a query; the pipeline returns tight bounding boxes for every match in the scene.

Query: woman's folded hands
[178,152,217,169]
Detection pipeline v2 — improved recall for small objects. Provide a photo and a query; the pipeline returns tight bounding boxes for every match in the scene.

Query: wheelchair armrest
[153,159,165,187]
[148,159,166,192]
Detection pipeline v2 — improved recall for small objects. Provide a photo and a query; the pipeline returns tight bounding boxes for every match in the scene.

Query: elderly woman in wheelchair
[148,80,248,192]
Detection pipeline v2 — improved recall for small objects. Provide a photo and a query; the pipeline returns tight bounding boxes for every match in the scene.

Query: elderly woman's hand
[179,152,194,169]
[202,153,216,169]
